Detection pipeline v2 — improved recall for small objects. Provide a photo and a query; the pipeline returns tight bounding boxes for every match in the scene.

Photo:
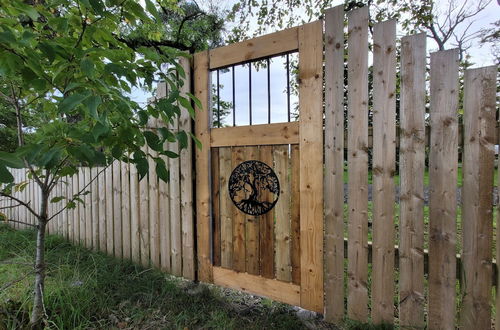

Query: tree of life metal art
[228,160,280,216]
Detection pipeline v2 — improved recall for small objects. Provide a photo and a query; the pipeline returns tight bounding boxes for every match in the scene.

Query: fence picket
[346,7,369,321]
[428,49,459,329]
[399,33,426,328]
[148,149,160,268]
[460,66,496,329]
[130,163,141,264]
[121,162,131,260]
[219,147,233,269]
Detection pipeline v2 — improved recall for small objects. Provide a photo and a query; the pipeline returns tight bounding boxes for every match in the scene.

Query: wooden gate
[194,21,324,312]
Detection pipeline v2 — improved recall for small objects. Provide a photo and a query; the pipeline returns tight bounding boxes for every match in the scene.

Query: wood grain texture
[158,157,171,272]
[371,19,396,325]
[346,7,369,321]
[209,26,299,69]
[459,66,496,330]
[211,148,221,267]
[194,50,213,282]
[324,5,345,321]
[91,167,99,250]
[219,147,233,269]
[112,161,122,258]
[84,167,92,249]
[399,33,426,329]
[179,56,195,280]
[129,163,141,264]
[139,147,150,267]
[231,146,246,272]
[211,122,299,147]
[149,148,160,268]
[259,146,275,278]
[121,162,131,260]
[78,170,85,245]
[274,145,291,282]
[290,144,300,285]
[169,120,182,276]
[105,165,114,254]
[298,20,324,313]
[428,49,459,330]
[245,146,260,275]
[213,267,301,307]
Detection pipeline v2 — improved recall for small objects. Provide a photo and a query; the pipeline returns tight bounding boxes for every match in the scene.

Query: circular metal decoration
[228,160,280,216]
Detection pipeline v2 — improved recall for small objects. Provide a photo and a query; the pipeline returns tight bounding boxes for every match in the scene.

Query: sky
[132,0,499,126]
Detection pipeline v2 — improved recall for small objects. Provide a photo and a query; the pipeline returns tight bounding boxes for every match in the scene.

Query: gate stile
[194,21,324,312]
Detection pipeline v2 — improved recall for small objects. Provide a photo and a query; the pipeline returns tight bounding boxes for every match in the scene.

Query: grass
[2,225,399,329]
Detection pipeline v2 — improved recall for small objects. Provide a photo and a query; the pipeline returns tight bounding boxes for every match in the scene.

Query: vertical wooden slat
[105,165,114,254]
[428,49,459,329]
[139,147,150,267]
[324,5,345,321]
[399,33,426,328]
[73,172,80,244]
[245,146,260,275]
[194,50,212,282]
[91,167,99,250]
[298,20,324,313]
[169,122,182,276]
[259,145,275,278]
[231,146,246,272]
[371,19,396,324]
[79,170,85,244]
[346,7,369,321]
[290,144,300,285]
[61,175,68,239]
[149,149,160,268]
[212,148,221,267]
[112,161,122,258]
[274,145,291,281]
[84,167,92,248]
[179,56,195,280]
[460,66,496,329]
[130,163,141,264]
[219,147,233,269]
[121,162,131,260]
[98,167,107,253]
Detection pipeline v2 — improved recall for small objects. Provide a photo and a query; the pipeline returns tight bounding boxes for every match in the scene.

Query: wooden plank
[371,19,396,325]
[245,146,260,275]
[168,118,182,276]
[346,7,369,321]
[98,167,107,253]
[139,147,150,267]
[158,154,171,272]
[112,161,122,258]
[209,26,299,69]
[219,147,233,269]
[61,175,68,239]
[428,49,459,329]
[105,165,114,254]
[298,20,324,313]
[194,50,212,282]
[121,162,131,260]
[73,172,80,244]
[84,167,92,248]
[79,170,86,245]
[399,33,426,328]
[148,149,160,268]
[179,56,195,280]
[259,146,275,278]
[274,145,291,282]
[211,122,299,147]
[211,148,221,267]
[460,66,496,329]
[213,266,301,307]
[90,168,98,249]
[129,163,141,264]
[324,5,345,321]
[231,146,246,272]
[290,144,300,285]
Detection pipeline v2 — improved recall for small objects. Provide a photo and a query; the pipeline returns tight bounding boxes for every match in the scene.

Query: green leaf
[0,151,24,168]
[135,157,149,180]
[176,131,188,149]
[187,92,203,110]
[81,57,95,77]
[143,131,161,151]
[0,165,14,183]
[51,196,65,203]
[84,95,102,119]
[189,132,202,150]
[162,150,179,158]
[89,0,105,14]
[155,158,169,183]
[145,0,161,21]
[158,127,176,142]
[178,96,195,119]
[59,93,90,113]
[38,42,56,63]
[0,30,16,44]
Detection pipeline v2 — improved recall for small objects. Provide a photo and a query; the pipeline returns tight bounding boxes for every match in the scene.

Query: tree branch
[0,192,39,218]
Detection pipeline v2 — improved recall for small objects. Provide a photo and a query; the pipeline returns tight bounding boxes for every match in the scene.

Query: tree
[0,0,220,326]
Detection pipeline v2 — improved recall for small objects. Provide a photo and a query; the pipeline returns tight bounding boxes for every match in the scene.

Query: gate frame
[194,20,324,313]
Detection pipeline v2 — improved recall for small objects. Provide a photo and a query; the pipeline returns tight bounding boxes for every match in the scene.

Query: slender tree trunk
[30,190,48,326]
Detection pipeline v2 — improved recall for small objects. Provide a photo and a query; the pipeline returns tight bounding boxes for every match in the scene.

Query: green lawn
[0,225,335,330]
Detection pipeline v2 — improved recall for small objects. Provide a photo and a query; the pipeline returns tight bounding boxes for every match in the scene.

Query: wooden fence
[1,5,499,329]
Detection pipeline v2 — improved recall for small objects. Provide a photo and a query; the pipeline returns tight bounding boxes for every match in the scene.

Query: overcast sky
[132,0,499,126]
